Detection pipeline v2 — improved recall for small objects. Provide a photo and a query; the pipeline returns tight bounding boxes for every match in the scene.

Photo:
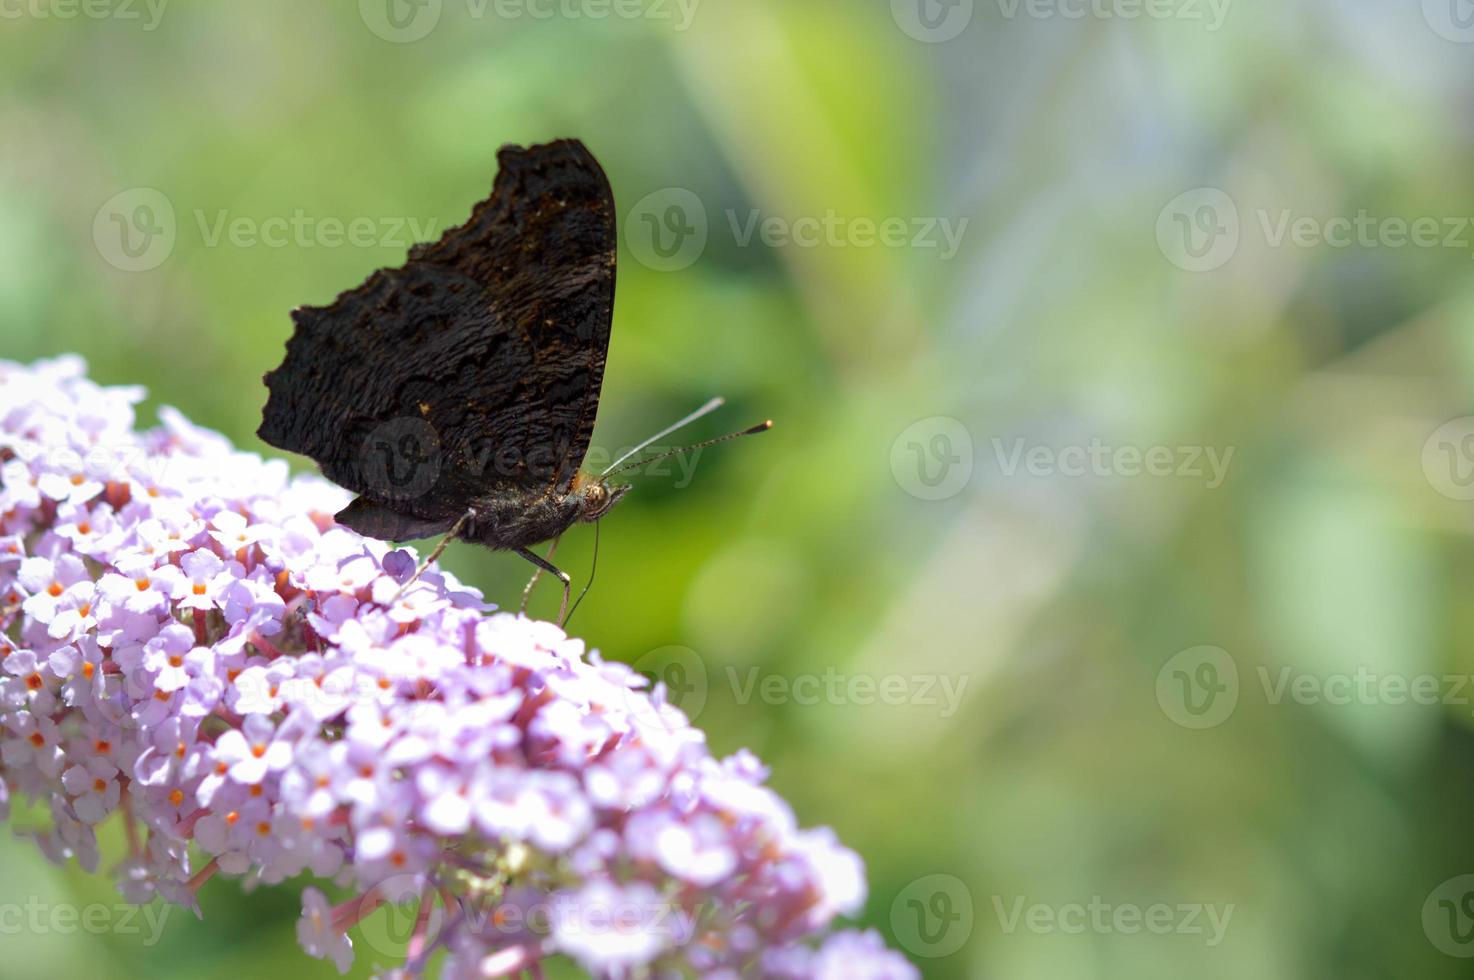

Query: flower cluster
[0,356,916,978]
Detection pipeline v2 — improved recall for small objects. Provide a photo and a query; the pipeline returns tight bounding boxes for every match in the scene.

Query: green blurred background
[6,1,1474,977]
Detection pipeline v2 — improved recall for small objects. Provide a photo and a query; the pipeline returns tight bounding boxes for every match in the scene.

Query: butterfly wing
[258,139,616,534]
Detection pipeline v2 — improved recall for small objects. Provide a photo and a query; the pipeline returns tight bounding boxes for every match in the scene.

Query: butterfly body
[459,476,629,551]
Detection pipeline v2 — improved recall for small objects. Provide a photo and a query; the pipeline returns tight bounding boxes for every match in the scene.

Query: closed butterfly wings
[257,139,617,546]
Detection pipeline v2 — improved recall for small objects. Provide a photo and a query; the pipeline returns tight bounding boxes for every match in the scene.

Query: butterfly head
[574,475,630,523]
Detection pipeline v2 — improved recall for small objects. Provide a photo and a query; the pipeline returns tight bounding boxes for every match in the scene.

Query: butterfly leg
[391,509,475,601]
[514,545,571,625]
[520,537,560,613]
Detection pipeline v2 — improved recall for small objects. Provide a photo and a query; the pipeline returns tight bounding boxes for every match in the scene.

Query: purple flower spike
[0,357,916,979]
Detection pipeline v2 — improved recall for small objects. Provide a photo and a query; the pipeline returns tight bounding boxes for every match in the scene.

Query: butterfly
[258,139,768,621]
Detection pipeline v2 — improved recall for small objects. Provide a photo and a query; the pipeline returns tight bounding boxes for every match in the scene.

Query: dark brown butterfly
[258,139,767,621]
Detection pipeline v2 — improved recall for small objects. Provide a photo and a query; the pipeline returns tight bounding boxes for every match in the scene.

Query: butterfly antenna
[606,419,773,478]
[563,520,599,629]
[601,397,727,476]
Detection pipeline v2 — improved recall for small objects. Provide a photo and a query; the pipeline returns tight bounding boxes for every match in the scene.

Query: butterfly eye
[581,483,612,520]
